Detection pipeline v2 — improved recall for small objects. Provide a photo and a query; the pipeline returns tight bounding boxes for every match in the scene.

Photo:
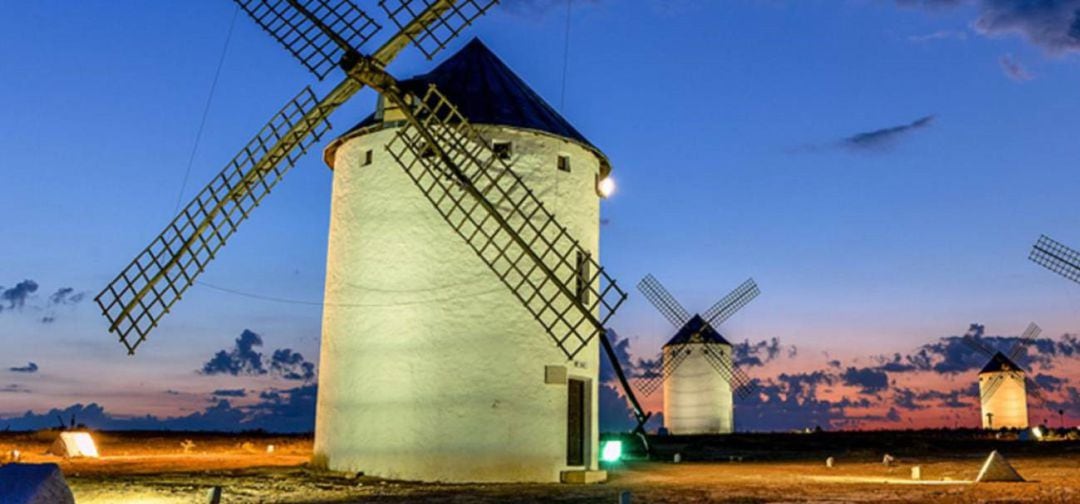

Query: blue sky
[3,1,1080,431]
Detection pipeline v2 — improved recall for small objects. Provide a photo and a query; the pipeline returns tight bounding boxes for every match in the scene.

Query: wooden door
[566,379,586,466]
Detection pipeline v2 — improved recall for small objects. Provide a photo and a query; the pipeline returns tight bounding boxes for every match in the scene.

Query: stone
[826,457,834,468]
[976,451,1024,483]
[911,466,921,480]
[0,463,75,504]
[559,470,607,484]
[206,486,223,504]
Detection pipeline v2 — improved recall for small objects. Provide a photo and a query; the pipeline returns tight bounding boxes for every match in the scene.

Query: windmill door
[566,378,587,466]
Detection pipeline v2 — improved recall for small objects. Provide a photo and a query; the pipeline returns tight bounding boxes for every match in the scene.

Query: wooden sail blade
[1030,234,1080,285]
[963,334,993,358]
[379,0,498,60]
[637,274,691,328]
[1007,322,1042,361]
[981,374,1006,403]
[384,84,626,360]
[235,0,382,79]
[701,344,756,399]
[95,84,348,354]
[702,278,759,327]
[638,348,692,397]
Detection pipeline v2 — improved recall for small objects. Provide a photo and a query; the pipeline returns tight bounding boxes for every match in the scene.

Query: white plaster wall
[314,124,604,482]
[979,372,1028,429]
[663,343,734,435]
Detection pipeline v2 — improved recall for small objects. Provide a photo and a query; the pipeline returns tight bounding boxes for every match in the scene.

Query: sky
[2,0,1080,432]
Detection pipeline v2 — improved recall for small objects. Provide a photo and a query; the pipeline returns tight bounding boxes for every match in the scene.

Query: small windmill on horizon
[962,322,1044,430]
[634,274,760,435]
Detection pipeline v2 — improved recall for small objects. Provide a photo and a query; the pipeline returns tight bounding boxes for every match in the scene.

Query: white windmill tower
[635,275,760,435]
[95,0,650,483]
[962,323,1043,430]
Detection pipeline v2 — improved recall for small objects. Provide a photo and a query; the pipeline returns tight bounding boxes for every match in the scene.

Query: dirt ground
[2,432,1078,503]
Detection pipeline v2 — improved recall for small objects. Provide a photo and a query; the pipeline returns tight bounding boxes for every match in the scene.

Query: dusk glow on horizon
[2,0,1080,437]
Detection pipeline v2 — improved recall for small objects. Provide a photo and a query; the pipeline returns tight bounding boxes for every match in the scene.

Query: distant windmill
[1030,234,1080,284]
[635,274,760,435]
[94,0,648,482]
[962,323,1045,430]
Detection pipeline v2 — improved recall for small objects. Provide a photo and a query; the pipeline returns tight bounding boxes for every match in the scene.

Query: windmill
[95,0,648,482]
[635,274,760,435]
[962,323,1045,430]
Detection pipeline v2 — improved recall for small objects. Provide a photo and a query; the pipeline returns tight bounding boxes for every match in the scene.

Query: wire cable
[197,280,507,308]
[173,5,240,214]
[559,0,572,110]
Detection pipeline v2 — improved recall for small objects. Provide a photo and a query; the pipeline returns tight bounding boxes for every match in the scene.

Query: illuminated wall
[315,124,605,482]
[663,343,734,434]
[979,371,1028,429]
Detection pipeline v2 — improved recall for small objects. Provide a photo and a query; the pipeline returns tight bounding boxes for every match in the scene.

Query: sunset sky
[2,1,1079,432]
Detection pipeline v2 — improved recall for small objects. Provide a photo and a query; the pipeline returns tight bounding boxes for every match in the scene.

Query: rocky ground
[1,431,1077,503]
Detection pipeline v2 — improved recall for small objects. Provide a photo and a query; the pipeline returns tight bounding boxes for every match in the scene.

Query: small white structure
[975,450,1025,482]
[314,40,612,482]
[663,316,735,435]
[48,432,99,459]
[978,352,1028,430]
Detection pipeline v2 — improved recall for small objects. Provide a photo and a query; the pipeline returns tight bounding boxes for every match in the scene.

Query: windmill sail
[1030,234,1080,284]
[96,86,338,353]
[638,274,691,328]
[385,84,627,360]
[380,0,498,60]
[703,278,759,326]
[235,0,382,79]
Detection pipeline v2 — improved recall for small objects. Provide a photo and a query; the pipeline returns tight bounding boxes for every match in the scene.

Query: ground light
[55,431,100,458]
[600,440,623,463]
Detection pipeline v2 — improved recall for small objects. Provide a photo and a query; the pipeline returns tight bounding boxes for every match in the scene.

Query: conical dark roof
[980,351,1024,374]
[664,314,731,347]
[326,38,608,171]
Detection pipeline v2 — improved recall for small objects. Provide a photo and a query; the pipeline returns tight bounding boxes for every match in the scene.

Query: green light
[600,440,622,463]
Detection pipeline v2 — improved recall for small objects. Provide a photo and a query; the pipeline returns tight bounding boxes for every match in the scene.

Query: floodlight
[51,431,99,458]
[600,440,622,463]
[598,176,616,198]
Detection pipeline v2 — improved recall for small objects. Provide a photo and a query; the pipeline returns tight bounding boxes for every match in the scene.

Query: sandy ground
[1,432,1078,503]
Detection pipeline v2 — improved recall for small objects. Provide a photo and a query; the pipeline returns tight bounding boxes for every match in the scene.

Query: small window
[557,155,571,173]
[493,141,512,160]
[361,149,373,166]
[575,251,590,305]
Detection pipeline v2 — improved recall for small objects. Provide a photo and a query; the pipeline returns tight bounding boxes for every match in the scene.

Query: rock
[911,466,921,480]
[0,463,76,504]
[826,457,834,468]
[976,451,1024,483]
[882,454,895,467]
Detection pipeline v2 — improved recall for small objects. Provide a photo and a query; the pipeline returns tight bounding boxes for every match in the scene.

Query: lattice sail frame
[1030,234,1080,285]
[385,84,627,360]
[980,373,1007,402]
[701,343,754,399]
[1007,322,1042,361]
[704,278,760,326]
[637,274,691,328]
[96,87,334,353]
[235,0,382,79]
[637,347,692,396]
[380,0,498,59]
